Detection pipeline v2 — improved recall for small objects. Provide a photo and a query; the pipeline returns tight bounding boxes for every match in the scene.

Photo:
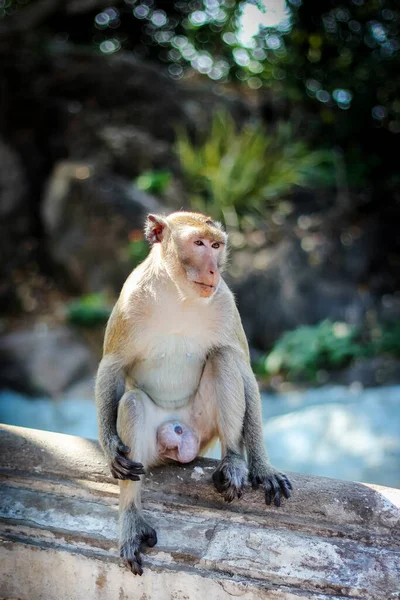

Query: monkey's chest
[132,336,206,409]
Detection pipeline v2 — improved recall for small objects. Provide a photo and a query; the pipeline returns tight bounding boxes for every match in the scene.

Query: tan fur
[95,210,291,576]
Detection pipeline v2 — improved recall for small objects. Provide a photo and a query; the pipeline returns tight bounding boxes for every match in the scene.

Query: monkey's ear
[145,214,167,244]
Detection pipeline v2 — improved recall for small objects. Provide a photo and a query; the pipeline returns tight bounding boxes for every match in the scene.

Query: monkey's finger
[128,558,143,576]
[110,462,142,480]
[110,467,141,481]
[270,479,281,507]
[227,466,246,491]
[281,474,293,491]
[116,456,146,475]
[276,474,292,499]
[114,472,141,481]
[143,530,158,548]
[218,480,231,494]
[212,469,228,494]
[250,475,261,490]
[224,485,241,502]
[264,480,272,505]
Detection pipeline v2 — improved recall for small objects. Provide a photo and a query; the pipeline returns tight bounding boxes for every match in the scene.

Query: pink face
[144,213,228,299]
[157,420,200,464]
[180,232,225,298]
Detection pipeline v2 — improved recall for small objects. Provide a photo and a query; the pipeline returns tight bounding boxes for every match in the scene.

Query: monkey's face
[145,212,228,299]
[176,229,226,298]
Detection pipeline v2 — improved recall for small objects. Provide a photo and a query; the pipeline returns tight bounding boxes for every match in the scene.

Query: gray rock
[0,138,27,219]
[0,139,31,310]
[336,356,400,387]
[42,160,163,293]
[235,238,370,349]
[0,325,97,398]
[98,125,172,176]
[2,423,399,600]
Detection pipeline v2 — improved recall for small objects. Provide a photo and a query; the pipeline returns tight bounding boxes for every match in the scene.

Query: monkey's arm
[232,305,292,506]
[95,305,146,480]
[240,364,292,505]
[96,355,145,480]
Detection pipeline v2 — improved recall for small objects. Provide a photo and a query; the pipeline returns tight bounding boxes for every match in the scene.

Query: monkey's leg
[201,350,249,502]
[241,366,292,507]
[117,389,158,576]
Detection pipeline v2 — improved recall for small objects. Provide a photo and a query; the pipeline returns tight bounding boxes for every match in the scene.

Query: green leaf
[135,170,172,195]
[175,109,335,223]
[67,294,112,327]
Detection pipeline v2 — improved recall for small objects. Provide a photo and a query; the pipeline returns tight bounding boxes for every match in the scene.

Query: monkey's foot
[108,436,146,480]
[120,523,157,576]
[212,453,248,502]
[249,464,292,507]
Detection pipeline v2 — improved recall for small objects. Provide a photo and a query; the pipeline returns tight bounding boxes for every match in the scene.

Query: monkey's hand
[213,453,248,503]
[106,435,146,481]
[249,462,292,507]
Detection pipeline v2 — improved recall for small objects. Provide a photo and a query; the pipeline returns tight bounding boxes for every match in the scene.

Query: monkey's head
[145,211,228,299]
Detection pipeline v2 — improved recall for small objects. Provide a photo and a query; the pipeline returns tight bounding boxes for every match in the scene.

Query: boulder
[42,160,163,293]
[0,139,31,310]
[235,238,370,350]
[0,325,97,397]
[0,138,27,220]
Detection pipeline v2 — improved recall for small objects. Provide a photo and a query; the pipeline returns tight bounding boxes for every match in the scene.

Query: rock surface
[0,424,399,600]
[42,160,163,293]
[235,237,371,350]
[0,325,97,397]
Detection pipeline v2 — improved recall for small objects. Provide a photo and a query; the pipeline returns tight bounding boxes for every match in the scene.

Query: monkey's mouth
[193,281,215,290]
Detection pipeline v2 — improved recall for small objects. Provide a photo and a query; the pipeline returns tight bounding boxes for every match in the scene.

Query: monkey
[95,211,292,575]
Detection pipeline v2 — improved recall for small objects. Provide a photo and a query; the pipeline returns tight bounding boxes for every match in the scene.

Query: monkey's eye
[194,240,204,246]
[211,242,220,249]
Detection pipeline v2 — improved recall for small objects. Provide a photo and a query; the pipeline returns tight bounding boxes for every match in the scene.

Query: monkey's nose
[209,270,215,275]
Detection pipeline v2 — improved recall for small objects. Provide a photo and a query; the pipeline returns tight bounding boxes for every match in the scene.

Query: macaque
[95,211,292,575]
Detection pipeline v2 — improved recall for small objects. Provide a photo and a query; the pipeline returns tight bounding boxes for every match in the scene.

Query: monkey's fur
[96,211,292,575]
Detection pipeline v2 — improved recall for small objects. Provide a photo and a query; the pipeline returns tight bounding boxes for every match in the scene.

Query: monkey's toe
[110,454,146,480]
[250,470,292,507]
[120,539,143,576]
[213,456,248,502]
[120,525,157,576]
[142,527,158,548]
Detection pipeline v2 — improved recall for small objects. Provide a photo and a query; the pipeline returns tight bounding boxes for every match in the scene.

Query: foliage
[260,318,400,381]
[2,1,399,188]
[67,232,150,326]
[135,170,172,196]
[258,1,400,183]
[264,320,365,380]
[176,110,333,223]
[67,294,112,327]
[371,321,400,358]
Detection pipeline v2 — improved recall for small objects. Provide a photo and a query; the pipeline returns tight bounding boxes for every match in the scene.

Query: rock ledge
[0,424,399,600]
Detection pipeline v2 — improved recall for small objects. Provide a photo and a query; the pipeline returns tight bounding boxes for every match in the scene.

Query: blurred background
[0,0,399,487]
